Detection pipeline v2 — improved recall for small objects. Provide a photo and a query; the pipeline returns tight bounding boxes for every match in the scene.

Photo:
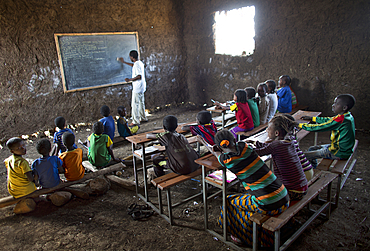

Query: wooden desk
[207,105,233,129]
[126,121,196,202]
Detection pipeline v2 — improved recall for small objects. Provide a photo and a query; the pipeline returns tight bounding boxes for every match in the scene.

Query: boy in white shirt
[265,79,278,122]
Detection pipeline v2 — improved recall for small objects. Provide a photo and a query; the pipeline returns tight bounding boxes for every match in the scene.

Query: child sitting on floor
[214,89,254,139]
[197,130,289,247]
[181,110,218,145]
[87,121,121,168]
[257,82,270,125]
[252,114,308,200]
[32,139,63,188]
[245,87,260,128]
[4,137,36,198]
[265,79,278,122]
[146,115,199,177]
[59,132,85,181]
[99,105,115,141]
[277,75,292,113]
[52,116,77,155]
[298,94,356,167]
[116,105,139,138]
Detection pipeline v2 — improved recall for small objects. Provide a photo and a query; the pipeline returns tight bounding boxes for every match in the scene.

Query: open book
[207,169,237,183]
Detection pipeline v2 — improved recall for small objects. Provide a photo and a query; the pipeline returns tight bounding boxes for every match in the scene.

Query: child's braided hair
[269,114,296,139]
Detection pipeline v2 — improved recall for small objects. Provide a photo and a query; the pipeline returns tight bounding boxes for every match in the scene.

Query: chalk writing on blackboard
[54,32,139,93]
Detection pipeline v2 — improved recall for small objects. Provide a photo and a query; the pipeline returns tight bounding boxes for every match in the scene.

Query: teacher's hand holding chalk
[117,57,124,63]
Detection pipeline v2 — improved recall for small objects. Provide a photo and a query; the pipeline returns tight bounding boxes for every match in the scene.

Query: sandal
[127,203,151,215]
[131,210,154,220]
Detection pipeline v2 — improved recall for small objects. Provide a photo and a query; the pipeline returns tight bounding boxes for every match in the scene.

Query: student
[146,115,199,177]
[59,132,85,181]
[252,114,308,200]
[116,105,139,138]
[214,89,254,139]
[265,80,278,122]
[87,121,121,168]
[276,75,292,113]
[277,75,299,109]
[4,137,36,198]
[298,94,356,167]
[257,82,270,125]
[52,116,77,155]
[245,87,260,128]
[197,130,289,247]
[32,139,63,188]
[181,110,217,145]
[283,114,314,181]
[99,105,115,141]
[118,50,148,126]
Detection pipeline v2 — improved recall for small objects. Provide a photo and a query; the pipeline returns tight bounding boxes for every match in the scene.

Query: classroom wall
[0,0,187,138]
[182,0,370,129]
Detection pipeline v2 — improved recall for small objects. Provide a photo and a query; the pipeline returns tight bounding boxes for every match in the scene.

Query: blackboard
[54,32,139,93]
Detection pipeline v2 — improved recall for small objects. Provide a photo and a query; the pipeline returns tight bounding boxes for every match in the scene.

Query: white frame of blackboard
[54,32,140,93]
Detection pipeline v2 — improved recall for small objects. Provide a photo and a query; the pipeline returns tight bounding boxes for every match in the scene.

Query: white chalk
[116,57,119,61]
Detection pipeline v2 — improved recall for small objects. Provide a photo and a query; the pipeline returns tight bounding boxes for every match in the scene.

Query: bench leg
[253,221,259,251]
[326,181,332,219]
[202,165,209,230]
[157,187,163,214]
[132,143,139,196]
[274,230,281,251]
[167,188,173,225]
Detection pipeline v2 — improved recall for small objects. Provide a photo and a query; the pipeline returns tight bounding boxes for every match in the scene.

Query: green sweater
[298,112,355,159]
[247,99,260,127]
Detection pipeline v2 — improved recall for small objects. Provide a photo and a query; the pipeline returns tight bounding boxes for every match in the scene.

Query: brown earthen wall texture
[183,0,369,129]
[0,0,187,138]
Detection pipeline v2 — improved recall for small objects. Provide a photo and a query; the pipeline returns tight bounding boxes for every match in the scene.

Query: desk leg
[222,169,227,241]
[314,132,318,146]
[222,112,225,129]
[202,165,208,230]
[141,142,149,202]
[132,143,139,195]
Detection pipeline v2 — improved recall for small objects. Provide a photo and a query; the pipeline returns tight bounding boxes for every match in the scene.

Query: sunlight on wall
[214,6,255,56]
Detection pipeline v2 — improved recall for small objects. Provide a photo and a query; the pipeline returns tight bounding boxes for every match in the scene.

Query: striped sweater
[190,121,217,145]
[218,142,289,211]
[254,140,308,193]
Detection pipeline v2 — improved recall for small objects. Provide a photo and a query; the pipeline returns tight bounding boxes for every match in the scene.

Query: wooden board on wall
[54,32,139,93]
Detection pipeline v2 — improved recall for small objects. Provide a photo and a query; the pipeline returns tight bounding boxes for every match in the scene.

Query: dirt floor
[0,106,369,251]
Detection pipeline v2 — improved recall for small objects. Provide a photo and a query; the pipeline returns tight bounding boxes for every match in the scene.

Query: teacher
[119,50,148,126]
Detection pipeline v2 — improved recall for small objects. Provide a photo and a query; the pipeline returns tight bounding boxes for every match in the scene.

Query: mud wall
[0,0,187,138]
[182,0,369,129]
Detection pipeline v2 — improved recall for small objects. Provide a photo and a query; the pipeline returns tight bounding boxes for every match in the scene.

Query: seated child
[298,94,356,167]
[99,105,115,141]
[277,75,292,113]
[146,115,199,177]
[59,132,85,181]
[214,89,254,139]
[283,114,314,181]
[197,130,289,247]
[52,116,77,155]
[32,139,63,188]
[87,121,120,167]
[4,137,36,198]
[265,80,278,122]
[116,105,139,138]
[277,75,299,109]
[257,82,270,125]
[181,110,217,145]
[245,87,260,128]
[252,114,308,200]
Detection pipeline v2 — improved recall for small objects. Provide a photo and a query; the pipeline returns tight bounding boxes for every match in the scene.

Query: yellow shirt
[4,155,36,198]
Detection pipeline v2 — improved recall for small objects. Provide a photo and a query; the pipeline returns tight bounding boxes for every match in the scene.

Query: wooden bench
[316,139,358,210]
[150,166,210,225]
[250,170,337,251]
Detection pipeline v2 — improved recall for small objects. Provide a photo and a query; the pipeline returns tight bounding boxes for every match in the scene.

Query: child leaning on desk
[181,110,217,145]
[146,115,199,178]
[197,130,289,247]
[297,94,356,168]
[250,114,308,200]
[214,89,254,139]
